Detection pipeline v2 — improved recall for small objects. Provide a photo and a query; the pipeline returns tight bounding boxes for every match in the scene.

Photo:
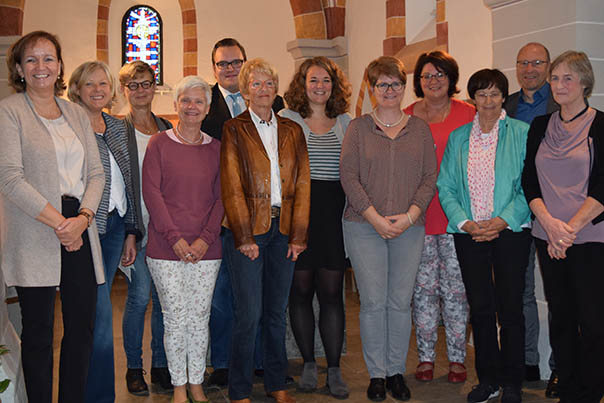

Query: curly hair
[7,31,66,95]
[239,58,279,98]
[283,57,351,119]
[412,51,460,98]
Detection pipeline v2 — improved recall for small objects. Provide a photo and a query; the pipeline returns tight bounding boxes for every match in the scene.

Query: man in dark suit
[203,38,285,388]
[503,42,559,399]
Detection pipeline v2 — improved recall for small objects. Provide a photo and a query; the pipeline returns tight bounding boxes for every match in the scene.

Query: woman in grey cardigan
[0,31,105,403]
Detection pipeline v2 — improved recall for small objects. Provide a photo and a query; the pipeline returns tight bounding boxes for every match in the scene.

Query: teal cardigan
[437,115,531,234]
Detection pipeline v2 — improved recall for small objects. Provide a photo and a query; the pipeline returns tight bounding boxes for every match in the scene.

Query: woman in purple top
[522,51,604,403]
[142,76,223,403]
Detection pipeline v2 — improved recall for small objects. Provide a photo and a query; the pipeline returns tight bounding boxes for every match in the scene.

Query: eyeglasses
[420,72,447,81]
[475,91,503,100]
[215,59,244,70]
[126,80,154,91]
[250,80,276,90]
[517,60,548,68]
[374,81,404,93]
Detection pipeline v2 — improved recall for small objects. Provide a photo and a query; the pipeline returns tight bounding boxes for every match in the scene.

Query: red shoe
[415,361,434,382]
[448,362,467,383]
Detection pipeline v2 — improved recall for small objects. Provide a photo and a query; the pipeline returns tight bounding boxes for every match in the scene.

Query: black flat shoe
[545,371,559,399]
[126,368,149,396]
[367,378,386,402]
[208,368,229,387]
[386,374,410,401]
[151,367,174,393]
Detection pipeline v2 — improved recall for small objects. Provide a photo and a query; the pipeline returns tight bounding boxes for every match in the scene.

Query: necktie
[228,93,243,117]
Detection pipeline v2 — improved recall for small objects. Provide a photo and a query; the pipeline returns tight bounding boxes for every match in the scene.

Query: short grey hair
[173,75,212,104]
[549,50,595,98]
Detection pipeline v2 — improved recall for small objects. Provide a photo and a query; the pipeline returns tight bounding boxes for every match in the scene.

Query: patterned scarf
[467,109,506,222]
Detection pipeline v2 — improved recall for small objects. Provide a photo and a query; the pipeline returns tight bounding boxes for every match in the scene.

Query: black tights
[288,267,345,367]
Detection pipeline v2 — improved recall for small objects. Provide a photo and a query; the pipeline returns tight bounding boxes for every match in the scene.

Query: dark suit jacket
[201,83,285,140]
[503,85,559,119]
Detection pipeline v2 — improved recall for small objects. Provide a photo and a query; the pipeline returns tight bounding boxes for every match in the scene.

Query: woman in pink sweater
[142,76,223,403]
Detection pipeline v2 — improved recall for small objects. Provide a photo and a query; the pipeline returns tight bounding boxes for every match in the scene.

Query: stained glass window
[122,5,163,85]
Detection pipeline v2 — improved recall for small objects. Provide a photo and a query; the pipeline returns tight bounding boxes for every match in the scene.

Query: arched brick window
[122,5,163,85]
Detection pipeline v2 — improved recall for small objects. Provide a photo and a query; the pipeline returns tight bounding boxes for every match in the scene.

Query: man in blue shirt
[503,42,559,400]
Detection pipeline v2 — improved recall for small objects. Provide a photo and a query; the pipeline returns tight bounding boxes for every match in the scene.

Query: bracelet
[406,212,414,225]
[78,210,93,227]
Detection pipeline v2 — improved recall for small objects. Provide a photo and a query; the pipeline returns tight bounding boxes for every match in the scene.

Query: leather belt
[271,206,281,218]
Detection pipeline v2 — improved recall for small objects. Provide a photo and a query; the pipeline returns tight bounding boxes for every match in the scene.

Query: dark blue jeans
[225,220,295,400]
[209,232,263,369]
[85,212,124,403]
[122,246,167,369]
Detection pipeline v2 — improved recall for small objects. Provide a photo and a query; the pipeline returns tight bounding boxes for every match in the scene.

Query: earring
[20,76,25,83]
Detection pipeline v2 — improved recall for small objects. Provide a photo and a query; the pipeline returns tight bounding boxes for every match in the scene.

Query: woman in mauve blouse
[142,76,223,403]
[340,56,437,402]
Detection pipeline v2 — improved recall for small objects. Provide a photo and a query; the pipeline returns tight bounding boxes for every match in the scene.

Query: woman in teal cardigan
[437,69,531,403]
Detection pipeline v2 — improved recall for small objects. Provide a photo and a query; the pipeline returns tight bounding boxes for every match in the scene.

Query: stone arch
[96,0,198,77]
[356,0,449,116]
[289,0,346,40]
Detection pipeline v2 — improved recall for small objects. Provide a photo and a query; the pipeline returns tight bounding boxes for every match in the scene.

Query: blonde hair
[68,61,116,108]
[238,58,279,98]
[118,60,155,86]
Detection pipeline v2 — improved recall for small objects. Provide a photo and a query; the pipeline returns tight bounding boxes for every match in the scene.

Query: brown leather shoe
[267,390,296,403]
[229,399,251,403]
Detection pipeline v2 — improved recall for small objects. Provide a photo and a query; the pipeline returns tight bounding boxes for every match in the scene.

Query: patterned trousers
[147,257,221,386]
[412,234,469,363]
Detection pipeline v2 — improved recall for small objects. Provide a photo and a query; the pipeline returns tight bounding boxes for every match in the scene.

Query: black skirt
[295,179,347,271]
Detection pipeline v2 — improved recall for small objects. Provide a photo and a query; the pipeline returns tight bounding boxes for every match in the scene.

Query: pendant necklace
[372,109,405,128]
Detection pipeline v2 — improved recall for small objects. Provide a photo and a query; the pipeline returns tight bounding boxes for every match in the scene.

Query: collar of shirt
[249,108,277,128]
[218,85,245,116]
[520,82,550,106]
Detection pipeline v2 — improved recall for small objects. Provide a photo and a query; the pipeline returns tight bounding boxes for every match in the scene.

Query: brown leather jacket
[220,110,310,248]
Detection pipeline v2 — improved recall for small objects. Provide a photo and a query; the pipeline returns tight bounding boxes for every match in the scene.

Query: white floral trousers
[147,257,221,386]
[412,234,469,363]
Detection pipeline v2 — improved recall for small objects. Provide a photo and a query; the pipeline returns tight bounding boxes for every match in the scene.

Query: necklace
[174,126,202,145]
[561,104,589,123]
[372,109,405,128]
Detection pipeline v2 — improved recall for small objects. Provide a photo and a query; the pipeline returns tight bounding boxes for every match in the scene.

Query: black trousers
[454,229,531,387]
[535,238,604,403]
[16,198,97,403]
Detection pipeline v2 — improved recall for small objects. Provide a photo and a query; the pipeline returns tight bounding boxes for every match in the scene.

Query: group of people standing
[0,28,602,403]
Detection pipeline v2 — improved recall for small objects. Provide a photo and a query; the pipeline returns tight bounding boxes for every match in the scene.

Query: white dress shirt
[249,108,281,207]
[97,132,128,217]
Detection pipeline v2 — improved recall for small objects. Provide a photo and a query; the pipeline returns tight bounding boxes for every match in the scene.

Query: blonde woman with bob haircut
[68,60,142,402]
[221,58,310,403]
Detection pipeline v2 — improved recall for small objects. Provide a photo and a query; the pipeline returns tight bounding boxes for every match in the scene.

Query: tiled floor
[52,271,560,403]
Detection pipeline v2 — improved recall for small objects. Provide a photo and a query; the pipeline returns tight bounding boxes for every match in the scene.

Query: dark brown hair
[366,56,406,88]
[467,69,509,100]
[211,38,247,65]
[283,57,351,119]
[413,51,460,98]
[7,31,66,95]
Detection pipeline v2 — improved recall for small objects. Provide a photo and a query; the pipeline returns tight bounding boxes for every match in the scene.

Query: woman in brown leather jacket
[220,58,310,403]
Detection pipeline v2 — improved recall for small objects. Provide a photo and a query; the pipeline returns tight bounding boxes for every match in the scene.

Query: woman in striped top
[68,61,141,402]
[280,56,352,399]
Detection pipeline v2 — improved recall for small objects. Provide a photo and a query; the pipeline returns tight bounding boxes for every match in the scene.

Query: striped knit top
[307,130,341,180]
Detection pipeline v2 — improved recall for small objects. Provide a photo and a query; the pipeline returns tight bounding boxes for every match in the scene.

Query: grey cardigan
[0,93,105,287]
[278,109,352,144]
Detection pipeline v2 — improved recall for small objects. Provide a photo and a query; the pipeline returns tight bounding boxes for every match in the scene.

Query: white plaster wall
[446,0,493,100]
[406,0,436,44]
[22,0,98,91]
[346,0,386,115]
